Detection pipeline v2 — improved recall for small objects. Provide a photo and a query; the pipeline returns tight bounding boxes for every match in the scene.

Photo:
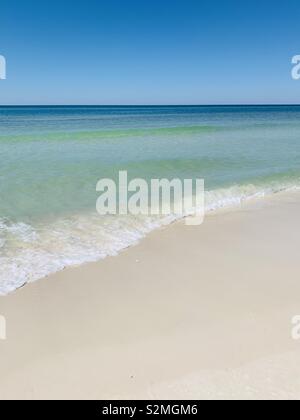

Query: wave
[1,179,299,295]
[0,125,217,143]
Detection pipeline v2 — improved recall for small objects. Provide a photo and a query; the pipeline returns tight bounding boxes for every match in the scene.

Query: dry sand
[0,192,300,400]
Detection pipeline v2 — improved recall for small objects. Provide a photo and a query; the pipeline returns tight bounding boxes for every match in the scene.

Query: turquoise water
[1,105,300,294]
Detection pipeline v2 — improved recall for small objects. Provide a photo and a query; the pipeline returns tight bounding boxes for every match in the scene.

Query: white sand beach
[0,192,300,400]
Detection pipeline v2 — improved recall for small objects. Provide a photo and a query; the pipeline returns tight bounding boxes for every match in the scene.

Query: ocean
[1,105,300,294]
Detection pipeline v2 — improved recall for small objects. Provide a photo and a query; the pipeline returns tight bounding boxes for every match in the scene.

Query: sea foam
[0,182,298,295]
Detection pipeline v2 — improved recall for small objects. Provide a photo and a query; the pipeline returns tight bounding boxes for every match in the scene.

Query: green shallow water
[1,105,300,294]
[0,124,217,143]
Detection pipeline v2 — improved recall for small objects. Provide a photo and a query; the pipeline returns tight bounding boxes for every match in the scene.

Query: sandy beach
[0,192,300,400]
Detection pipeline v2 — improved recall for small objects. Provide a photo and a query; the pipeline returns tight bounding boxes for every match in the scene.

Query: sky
[0,0,299,105]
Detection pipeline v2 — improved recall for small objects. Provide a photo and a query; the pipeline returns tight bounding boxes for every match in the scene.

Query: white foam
[0,181,299,295]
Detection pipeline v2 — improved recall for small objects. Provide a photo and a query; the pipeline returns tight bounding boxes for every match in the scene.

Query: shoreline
[2,185,299,297]
[1,191,300,399]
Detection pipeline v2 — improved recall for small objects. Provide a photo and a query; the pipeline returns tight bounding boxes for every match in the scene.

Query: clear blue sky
[0,0,299,105]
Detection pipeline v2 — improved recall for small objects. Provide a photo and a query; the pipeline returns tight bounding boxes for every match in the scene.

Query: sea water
[1,105,300,294]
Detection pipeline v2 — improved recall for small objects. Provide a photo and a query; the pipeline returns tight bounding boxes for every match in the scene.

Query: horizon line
[1,104,300,107]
